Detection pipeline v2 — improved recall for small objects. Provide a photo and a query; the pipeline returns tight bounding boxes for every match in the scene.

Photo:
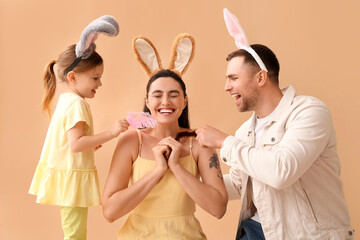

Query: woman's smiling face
[146,76,187,125]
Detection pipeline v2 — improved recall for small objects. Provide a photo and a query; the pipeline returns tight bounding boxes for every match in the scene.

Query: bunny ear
[76,15,119,59]
[64,15,119,75]
[133,36,162,77]
[169,33,195,75]
[223,8,268,72]
[223,8,249,48]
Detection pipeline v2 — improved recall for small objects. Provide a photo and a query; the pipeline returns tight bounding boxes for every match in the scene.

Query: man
[195,44,354,240]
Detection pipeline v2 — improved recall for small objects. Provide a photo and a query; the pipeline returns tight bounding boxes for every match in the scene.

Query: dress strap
[136,129,142,157]
[189,136,193,157]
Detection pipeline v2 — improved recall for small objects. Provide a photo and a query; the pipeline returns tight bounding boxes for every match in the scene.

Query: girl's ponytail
[41,60,56,118]
[40,44,103,118]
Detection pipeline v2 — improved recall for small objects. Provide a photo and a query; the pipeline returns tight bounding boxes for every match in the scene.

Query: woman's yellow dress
[118,130,207,239]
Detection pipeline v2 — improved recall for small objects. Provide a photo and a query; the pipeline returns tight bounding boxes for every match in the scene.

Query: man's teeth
[232,94,241,98]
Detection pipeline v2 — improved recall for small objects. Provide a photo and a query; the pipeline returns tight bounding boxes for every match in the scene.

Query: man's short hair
[226,44,280,85]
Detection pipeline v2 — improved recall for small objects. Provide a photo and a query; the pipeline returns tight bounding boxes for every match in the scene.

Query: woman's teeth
[159,109,174,114]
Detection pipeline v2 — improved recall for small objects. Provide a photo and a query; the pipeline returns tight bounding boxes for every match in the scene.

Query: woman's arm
[101,130,168,222]
[161,137,228,219]
[67,120,129,152]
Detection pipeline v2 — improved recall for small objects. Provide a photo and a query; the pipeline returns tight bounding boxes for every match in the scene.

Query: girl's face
[146,77,187,125]
[72,64,104,99]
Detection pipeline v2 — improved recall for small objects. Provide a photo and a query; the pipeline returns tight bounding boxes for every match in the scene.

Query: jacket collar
[272,85,296,121]
[247,85,296,133]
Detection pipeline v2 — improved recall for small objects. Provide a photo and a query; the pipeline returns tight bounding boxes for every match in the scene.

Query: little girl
[29,40,128,239]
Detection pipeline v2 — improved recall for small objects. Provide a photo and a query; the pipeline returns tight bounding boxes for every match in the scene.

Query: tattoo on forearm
[209,153,223,180]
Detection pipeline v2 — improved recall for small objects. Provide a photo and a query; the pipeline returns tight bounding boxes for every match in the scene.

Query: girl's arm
[101,130,168,222]
[67,120,129,152]
[161,137,228,219]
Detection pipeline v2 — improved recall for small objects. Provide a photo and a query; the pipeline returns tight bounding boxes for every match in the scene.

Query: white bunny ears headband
[132,33,195,77]
[64,15,119,75]
[223,8,268,72]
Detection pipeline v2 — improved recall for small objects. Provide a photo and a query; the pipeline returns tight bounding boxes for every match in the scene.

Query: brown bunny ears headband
[132,33,195,77]
[64,15,119,75]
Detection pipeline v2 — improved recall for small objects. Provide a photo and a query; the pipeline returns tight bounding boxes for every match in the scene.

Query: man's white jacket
[220,85,353,240]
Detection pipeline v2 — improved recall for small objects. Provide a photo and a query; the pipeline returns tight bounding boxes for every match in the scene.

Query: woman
[102,69,228,239]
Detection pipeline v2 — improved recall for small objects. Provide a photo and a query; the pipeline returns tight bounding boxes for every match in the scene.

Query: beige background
[1,0,359,239]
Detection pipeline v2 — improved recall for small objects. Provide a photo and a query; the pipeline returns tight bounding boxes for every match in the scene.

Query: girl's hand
[94,144,102,151]
[111,119,130,138]
[152,144,169,175]
[158,137,182,170]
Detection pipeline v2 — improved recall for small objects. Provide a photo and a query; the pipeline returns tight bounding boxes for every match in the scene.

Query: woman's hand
[158,137,182,170]
[152,144,170,175]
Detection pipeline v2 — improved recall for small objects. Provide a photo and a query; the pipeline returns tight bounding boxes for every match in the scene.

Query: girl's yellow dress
[29,92,101,207]
[118,130,207,239]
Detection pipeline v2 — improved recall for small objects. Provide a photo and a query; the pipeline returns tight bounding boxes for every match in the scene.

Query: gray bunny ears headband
[64,15,119,75]
[132,33,195,77]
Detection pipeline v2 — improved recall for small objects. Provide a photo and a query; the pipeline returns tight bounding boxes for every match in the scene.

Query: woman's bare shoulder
[191,134,217,160]
[110,129,141,162]
[117,129,138,142]
[115,129,140,153]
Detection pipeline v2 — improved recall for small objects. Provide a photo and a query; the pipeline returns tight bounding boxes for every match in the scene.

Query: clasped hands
[152,137,182,174]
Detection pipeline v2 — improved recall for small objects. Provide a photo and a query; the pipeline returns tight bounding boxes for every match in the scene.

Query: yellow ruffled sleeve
[64,99,91,132]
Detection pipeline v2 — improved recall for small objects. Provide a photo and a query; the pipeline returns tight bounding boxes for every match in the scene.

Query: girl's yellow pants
[60,206,88,240]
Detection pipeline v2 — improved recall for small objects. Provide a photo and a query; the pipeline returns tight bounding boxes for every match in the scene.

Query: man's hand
[195,125,228,148]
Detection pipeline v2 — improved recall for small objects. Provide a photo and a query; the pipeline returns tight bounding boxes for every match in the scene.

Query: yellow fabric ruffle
[29,163,101,207]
